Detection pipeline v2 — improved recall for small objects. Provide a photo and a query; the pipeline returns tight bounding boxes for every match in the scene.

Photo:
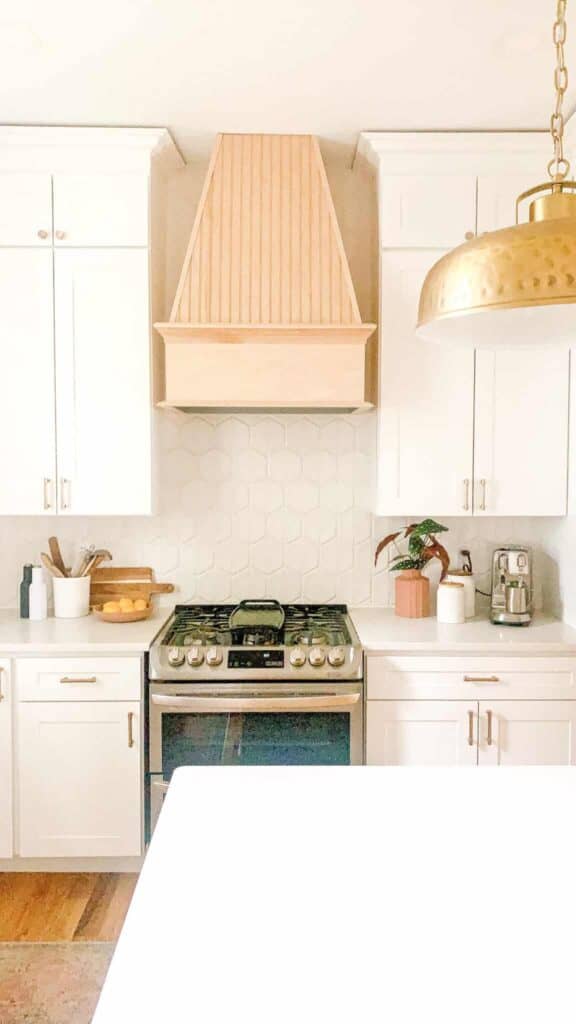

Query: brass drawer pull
[60,675,97,684]
[128,711,135,748]
[467,710,474,747]
[486,709,493,746]
[0,666,4,701]
[463,675,500,683]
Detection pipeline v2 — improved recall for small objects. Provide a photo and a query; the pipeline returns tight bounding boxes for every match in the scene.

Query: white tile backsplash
[0,407,563,612]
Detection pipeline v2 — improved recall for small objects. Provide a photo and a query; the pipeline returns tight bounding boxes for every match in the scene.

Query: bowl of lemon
[93,597,151,623]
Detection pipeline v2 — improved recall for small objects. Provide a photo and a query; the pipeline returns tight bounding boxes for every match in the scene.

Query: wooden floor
[0,873,138,942]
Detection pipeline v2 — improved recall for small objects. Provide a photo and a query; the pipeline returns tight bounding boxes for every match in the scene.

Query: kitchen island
[93,766,575,1024]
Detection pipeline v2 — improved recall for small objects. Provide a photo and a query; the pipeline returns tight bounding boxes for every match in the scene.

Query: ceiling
[1,0,575,162]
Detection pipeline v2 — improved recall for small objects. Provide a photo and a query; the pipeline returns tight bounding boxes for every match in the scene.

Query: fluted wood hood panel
[155,133,376,410]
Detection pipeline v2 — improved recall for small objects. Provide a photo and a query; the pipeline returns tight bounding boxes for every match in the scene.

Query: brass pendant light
[417,1,576,347]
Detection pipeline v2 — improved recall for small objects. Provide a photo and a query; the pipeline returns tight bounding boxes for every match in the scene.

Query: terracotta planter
[394,569,430,618]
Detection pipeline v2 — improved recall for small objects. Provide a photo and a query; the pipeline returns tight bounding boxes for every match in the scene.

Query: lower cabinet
[366,701,478,766]
[367,699,576,767]
[18,700,142,857]
[0,659,13,857]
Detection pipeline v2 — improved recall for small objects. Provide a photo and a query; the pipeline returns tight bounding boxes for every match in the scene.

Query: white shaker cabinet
[54,249,152,515]
[378,249,475,516]
[18,700,142,857]
[0,127,182,517]
[478,701,576,766]
[0,172,52,245]
[474,348,569,516]
[0,249,57,513]
[0,660,13,858]
[363,132,570,518]
[52,173,149,247]
[366,700,478,766]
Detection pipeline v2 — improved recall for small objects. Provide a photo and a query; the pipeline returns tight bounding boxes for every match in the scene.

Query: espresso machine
[490,546,533,626]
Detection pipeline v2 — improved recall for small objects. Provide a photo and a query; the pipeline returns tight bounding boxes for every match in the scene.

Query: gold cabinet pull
[467,710,475,747]
[60,675,97,684]
[0,666,4,701]
[43,478,53,510]
[479,478,487,511]
[60,478,71,510]
[128,711,135,748]
[486,709,493,746]
[462,479,470,511]
[463,676,500,683]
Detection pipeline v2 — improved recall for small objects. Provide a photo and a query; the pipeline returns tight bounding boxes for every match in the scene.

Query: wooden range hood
[155,133,376,411]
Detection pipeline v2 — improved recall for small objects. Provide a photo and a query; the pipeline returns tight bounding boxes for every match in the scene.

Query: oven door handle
[150,693,360,712]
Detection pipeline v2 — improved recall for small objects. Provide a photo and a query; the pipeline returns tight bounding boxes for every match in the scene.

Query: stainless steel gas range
[147,600,364,832]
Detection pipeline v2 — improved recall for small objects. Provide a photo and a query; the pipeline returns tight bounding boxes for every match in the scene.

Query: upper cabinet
[0,173,52,245]
[0,128,182,516]
[52,174,149,246]
[361,132,570,517]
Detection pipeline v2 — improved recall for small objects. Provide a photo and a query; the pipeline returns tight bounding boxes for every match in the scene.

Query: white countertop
[350,607,576,653]
[0,607,169,653]
[93,766,576,1024]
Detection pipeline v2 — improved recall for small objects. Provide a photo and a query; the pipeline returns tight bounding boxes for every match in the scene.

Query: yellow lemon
[134,598,148,611]
[103,601,121,613]
[119,597,134,612]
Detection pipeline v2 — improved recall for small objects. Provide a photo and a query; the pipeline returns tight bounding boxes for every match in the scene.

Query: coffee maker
[490,546,532,626]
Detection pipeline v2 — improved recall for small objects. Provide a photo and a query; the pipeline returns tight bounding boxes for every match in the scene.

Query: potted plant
[374,519,450,618]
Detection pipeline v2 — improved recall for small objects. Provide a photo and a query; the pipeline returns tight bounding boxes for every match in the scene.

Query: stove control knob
[186,645,204,667]
[289,647,306,668]
[206,646,223,667]
[308,646,326,668]
[167,646,185,667]
[328,646,346,668]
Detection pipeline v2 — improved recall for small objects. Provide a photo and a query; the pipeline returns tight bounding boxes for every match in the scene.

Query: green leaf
[408,534,425,557]
[412,518,448,537]
[389,557,425,572]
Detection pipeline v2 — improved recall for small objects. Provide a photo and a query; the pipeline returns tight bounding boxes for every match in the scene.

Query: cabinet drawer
[16,657,142,701]
[367,656,576,700]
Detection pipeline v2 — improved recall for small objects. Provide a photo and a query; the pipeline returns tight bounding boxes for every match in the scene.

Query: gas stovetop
[149,601,363,682]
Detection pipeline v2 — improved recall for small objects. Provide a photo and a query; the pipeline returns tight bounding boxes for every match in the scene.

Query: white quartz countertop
[0,608,169,653]
[93,766,576,1024]
[349,607,576,653]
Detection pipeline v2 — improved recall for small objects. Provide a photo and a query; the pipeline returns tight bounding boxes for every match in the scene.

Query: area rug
[0,942,114,1023]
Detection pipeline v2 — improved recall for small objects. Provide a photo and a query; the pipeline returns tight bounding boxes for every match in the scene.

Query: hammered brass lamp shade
[417,216,576,347]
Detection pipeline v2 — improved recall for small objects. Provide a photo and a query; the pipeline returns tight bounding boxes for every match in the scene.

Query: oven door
[148,681,363,831]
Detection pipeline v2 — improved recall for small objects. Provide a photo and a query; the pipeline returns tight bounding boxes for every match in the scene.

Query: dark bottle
[19,564,33,619]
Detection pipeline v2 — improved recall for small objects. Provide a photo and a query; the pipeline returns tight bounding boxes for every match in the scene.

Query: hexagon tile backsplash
[0,410,558,610]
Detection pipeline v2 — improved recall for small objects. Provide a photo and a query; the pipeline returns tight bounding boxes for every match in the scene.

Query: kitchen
[1,1,576,1021]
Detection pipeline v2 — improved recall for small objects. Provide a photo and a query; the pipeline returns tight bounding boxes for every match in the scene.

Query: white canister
[53,575,91,619]
[444,571,476,618]
[437,581,466,624]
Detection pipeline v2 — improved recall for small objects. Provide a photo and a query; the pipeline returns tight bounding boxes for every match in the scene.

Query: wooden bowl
[93,604,152,624]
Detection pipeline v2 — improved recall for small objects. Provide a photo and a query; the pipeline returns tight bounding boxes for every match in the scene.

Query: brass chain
[549,0,570,181]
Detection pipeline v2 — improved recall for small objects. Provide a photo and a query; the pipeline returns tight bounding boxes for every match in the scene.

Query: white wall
[0,147,562,610]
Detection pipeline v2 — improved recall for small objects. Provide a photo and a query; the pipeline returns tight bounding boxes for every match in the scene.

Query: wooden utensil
[48,537,67,578]
[41,553,65,578]
[90,567,174,607]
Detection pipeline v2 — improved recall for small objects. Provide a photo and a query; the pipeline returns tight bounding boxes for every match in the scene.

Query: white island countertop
[0,607,169,653]
[350,607,576,654]
[93,766,576,1024]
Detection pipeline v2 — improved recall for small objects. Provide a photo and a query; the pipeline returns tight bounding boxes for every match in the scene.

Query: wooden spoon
[48,537,67,578]
[41,552,66,578]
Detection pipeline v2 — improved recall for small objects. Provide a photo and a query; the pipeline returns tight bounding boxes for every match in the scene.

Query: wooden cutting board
[89,567,174,607]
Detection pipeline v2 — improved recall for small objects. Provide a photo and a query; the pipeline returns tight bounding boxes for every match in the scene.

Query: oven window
[161,712,350,772]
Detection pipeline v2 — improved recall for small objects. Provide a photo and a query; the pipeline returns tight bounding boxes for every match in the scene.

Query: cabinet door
[0,249,57,514]
[54,249,152,515]
[366,701,478,766]
[18,700,141,857]
[380,174,476,247]
[377,250,474,515]
[478,701,576,766]
[474,348,569,515]
[0,173,52,245]
[53,174,148,247]
[0,660,13,858]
